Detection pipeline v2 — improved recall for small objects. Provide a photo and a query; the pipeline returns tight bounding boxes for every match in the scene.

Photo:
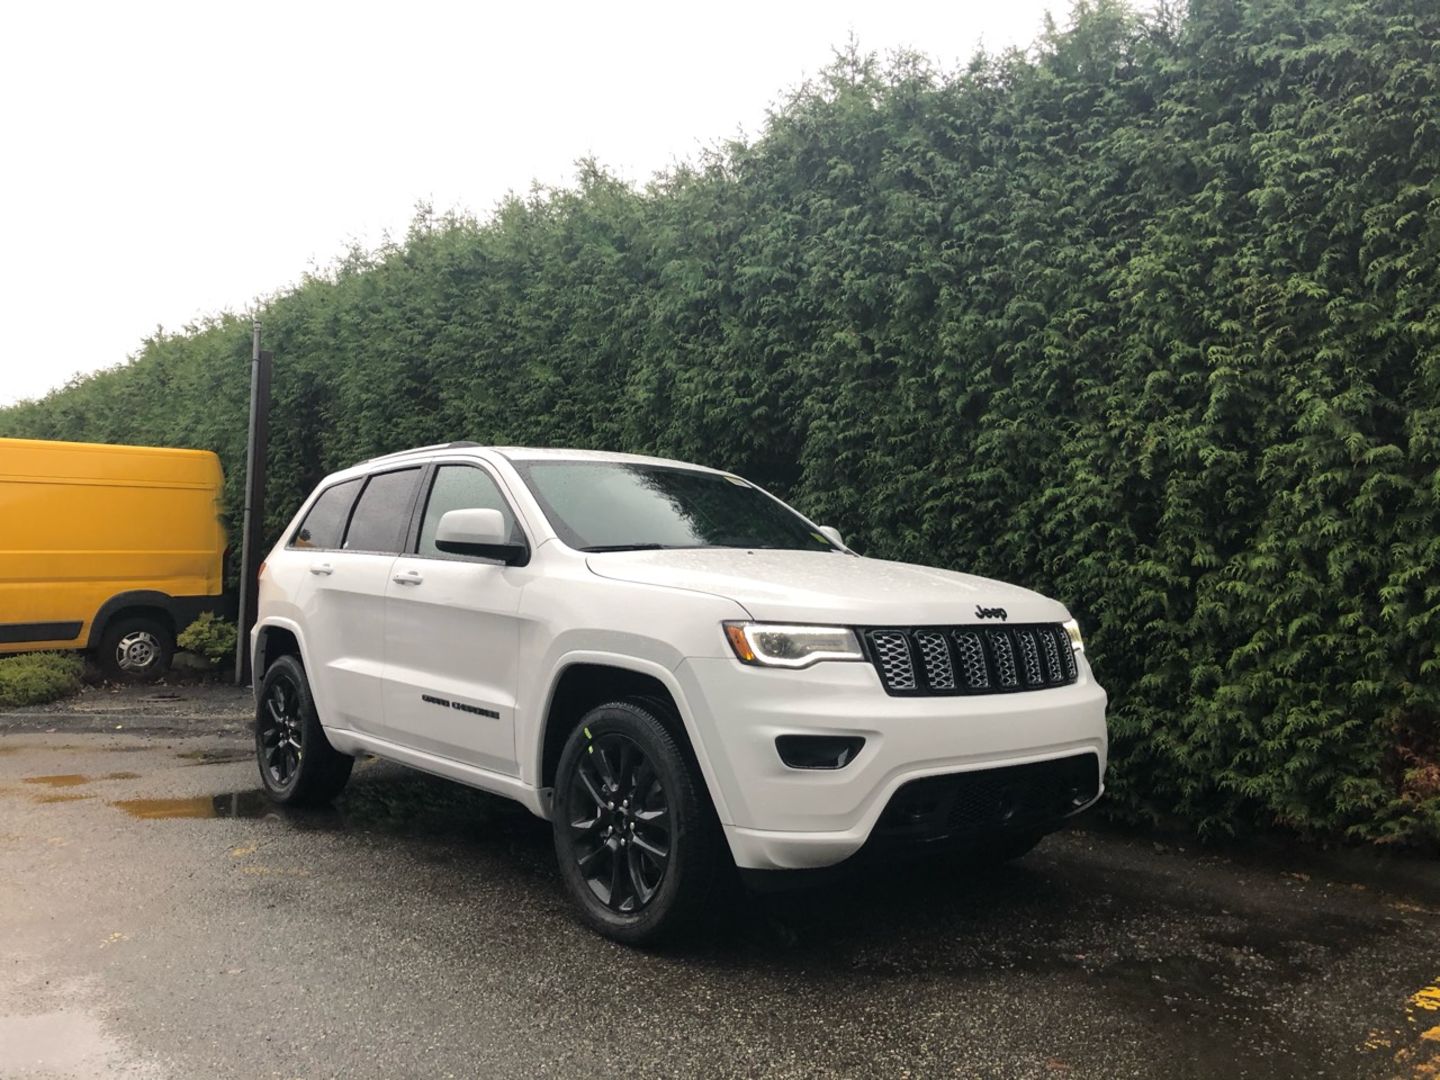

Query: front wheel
[255,655,353,805]
[551,700,727,945]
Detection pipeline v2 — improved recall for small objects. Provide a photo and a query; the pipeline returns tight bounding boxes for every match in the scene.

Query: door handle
[309,562,334,576]
[393,569,424,586]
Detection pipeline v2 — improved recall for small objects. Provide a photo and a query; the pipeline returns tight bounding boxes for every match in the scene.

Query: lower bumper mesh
[871,754,1101,846]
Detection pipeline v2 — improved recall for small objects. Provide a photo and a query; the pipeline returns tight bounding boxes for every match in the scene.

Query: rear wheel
[97,616,174,682]
[255,655,352,805]
[552,699,727,945]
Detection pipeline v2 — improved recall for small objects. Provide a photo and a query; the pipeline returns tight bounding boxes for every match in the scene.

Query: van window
[292,478,361,550]
[416,465,520,558]
[342,468,421,553]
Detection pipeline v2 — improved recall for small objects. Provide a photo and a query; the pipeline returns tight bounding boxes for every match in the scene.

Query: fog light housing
[775,735,865,770]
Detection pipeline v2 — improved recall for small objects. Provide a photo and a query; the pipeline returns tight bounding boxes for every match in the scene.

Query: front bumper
[674,655,1108,870]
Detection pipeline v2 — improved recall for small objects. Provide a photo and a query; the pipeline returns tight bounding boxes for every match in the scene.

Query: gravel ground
[2,688,1438,1078]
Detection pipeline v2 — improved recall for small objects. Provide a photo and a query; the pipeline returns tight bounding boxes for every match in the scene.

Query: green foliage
[0,652,84,708]
[176,613,238,666]
[3,0,1438,844]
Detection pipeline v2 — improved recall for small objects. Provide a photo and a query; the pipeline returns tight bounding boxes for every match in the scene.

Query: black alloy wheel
[258,672,304,789]
[253,655,353,805]
[567,732,671,913]
[552,699,730,945]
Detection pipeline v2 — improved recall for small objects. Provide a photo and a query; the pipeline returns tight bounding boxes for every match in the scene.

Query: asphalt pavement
[2,686,1439,1079]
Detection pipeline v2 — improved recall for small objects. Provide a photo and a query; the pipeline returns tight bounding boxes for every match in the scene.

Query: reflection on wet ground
[23,774,90,787]
[112,771,543,840]
[23,771,140,787]
[113,791,277,820]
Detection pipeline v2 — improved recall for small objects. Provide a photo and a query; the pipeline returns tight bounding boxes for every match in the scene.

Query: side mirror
[818,525,846,549]
[435,509,528,565]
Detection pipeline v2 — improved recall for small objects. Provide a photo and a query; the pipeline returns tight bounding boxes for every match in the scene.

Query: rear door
[294,467,422,734]
[380,461,527,774]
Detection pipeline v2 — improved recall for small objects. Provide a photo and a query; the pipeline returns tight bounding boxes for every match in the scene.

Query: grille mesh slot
[914,631,955,690]
[869,631,916,691]
[1016,629,1043,686]
[952,631,989,690]
[863,623,1081,697]
[991,632,1018,688]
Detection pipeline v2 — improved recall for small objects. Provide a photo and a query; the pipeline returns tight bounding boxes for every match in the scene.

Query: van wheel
[552,700,727,946]
[97,616,174,682]
[255,655,353,805]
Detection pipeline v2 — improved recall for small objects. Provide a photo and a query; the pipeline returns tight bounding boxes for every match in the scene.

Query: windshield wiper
[578,543,674,553]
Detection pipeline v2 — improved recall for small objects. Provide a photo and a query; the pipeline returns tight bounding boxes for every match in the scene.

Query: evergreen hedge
[3,0,1437,844]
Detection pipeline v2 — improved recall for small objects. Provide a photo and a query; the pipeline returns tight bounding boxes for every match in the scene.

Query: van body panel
[0,437,227,654]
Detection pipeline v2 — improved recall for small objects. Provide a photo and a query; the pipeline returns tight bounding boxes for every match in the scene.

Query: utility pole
[233,318,272,686]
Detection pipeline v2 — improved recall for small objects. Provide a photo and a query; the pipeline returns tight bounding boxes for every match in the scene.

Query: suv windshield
[513,461,836,553]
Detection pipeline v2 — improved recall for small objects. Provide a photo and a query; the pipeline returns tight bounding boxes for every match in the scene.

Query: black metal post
[233,320,272,685]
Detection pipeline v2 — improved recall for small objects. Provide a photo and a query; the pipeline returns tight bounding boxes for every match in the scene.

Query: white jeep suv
[252,443,1107,943]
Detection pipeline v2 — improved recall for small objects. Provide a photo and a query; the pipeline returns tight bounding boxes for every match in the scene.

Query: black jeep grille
[863,623,1078,696]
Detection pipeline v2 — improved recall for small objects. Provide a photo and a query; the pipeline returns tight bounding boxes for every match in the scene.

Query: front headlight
[723,622,864,668]
[1063,618,1084,653]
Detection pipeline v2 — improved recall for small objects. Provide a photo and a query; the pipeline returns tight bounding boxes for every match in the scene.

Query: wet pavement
[2,711,1439,1078]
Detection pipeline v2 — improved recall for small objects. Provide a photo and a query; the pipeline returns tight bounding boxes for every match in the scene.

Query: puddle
[113,790,277,820]
[22,771,141,788]
[109,773,542,847]
[34,793,93,804]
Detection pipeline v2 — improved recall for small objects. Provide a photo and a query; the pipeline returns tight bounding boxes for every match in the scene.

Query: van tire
[255,655,353,805]
[97,616,174,683]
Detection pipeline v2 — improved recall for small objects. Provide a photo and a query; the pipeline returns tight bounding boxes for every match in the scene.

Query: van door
[292,468,421,734]
[380,463,525,775]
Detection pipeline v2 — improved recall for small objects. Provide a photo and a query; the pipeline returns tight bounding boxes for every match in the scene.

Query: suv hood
[584,549,1070,626]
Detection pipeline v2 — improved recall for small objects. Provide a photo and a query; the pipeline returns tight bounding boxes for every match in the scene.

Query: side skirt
[324,728,549,819]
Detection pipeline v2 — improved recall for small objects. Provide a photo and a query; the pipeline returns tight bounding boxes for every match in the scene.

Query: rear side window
[292,478,361,550]
[343,468,421,554]
[416,465,521,557]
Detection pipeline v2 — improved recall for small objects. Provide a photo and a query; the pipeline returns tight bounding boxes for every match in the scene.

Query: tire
[97,615,174,683]
[254,655,353,806]
[551,699,728,946]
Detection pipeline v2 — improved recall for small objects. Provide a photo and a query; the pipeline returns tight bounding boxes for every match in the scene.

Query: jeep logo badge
[975,605,1008,621]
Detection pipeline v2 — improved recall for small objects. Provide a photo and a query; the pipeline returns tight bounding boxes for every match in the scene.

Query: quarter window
[342,468,421,554]
[292,478,361,550]
[417,465,520,557]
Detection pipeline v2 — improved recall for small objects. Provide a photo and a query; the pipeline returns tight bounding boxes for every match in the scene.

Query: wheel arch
[85,591,180,648]
[533,654,732,825]
[252,618,310,683]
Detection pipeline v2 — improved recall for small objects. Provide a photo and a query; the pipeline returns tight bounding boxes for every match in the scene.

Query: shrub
[177,613,238,666]
[0,652,84,708]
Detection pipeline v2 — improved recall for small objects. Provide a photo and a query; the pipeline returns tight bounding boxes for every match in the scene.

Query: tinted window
[292,478,361,549]
[342,468,421,553]
[513,461,835,552]
[417,465,521,557]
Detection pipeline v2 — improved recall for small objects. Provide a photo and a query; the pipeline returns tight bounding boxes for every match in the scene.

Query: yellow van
[0,437,229,680]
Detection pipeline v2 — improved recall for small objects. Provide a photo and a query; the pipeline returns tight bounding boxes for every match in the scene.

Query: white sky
[0,0,1089,407]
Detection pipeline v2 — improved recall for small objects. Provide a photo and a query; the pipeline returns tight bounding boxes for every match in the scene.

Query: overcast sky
[0,0,1096,407]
